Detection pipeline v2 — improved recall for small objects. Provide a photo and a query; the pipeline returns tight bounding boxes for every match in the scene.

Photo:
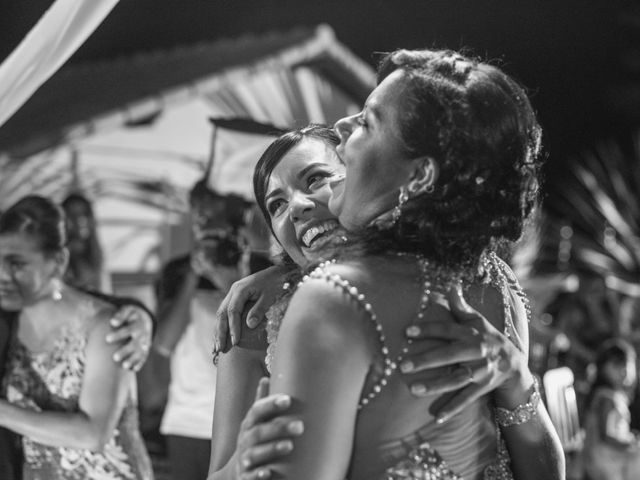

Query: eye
[267,198,287,217]
[356,113,368,128]
[307,171,332,189]
[8,260,26,271]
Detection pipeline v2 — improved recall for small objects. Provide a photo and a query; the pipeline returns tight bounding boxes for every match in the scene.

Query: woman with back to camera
[238,48,564,479]
[0,195,153,479]
[208,97,563,478]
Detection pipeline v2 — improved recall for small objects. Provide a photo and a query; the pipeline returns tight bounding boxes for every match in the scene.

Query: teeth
[302,221,337,247]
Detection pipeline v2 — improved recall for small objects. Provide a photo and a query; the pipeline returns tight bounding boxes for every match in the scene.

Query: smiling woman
[253,126,346,267]
[243,48,563,480]
[208,125,348,479]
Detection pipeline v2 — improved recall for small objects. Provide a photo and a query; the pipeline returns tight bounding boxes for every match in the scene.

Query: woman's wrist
[495,376,541,427]
[494,365,536,410]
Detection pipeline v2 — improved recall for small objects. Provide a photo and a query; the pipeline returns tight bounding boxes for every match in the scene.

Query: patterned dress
[265,253,523,480]
[2,311,153,480]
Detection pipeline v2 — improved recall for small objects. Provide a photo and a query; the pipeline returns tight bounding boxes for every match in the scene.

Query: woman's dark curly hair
[366,49,543,274]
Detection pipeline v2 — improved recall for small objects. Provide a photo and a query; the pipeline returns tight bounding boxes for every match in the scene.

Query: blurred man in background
[153,179,269,480]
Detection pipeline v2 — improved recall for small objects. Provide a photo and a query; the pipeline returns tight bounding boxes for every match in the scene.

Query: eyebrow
[297,162,329,180]
[264,188,283,203]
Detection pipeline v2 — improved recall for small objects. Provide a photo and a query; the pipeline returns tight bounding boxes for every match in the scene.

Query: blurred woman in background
[62,192,111,293]
[0,195,153,479]
[583,338,640,480]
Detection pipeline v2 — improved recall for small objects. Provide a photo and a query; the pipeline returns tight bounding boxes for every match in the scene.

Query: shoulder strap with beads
[482,252,531,352]
[302,261,397,409]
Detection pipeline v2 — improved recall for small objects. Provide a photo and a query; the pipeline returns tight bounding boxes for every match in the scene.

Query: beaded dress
[1,303,153,480]
[265,252,526,480]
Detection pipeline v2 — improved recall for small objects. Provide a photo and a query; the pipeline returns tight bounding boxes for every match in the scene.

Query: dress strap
[301,261,399,408]
[481,252,531,352]
[302,258,431,409]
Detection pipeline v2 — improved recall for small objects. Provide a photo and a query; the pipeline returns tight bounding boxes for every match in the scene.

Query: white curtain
[0,0,120,128]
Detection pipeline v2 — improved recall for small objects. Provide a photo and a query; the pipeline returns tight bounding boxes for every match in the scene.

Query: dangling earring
[390,185,411,225]
[370,157,438,230]
[51,278,63,302]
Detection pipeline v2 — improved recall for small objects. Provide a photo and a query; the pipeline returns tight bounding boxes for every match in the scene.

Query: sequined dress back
[2,308,153,480]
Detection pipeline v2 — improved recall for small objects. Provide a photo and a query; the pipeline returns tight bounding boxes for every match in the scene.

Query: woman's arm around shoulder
[268,271,374,480]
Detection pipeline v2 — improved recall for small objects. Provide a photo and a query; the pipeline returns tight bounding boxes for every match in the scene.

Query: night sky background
[0,0,637,169]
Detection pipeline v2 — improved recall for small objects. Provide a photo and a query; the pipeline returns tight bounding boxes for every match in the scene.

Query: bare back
[269,253,524,479]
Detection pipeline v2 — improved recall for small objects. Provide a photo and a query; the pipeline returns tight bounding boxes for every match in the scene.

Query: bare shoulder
[283,262,373,355]
[465,272,530,347]
[72,289,117,335]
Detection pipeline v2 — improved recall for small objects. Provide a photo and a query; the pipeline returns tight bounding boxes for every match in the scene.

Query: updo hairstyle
[372,48,543,272]
[0,195,67,256]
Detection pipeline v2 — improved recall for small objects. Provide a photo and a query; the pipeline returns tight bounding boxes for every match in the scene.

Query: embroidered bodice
[266,252,525,479]
[2,308,153,480]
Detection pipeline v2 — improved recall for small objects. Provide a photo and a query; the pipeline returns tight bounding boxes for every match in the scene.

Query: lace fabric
[265,292,293,374]
[2,314,153,480]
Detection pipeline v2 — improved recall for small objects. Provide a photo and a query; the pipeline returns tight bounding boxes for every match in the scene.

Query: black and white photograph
[0,1,637,479]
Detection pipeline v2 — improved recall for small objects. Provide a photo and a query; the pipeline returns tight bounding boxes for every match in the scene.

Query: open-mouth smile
[300,220,340,248]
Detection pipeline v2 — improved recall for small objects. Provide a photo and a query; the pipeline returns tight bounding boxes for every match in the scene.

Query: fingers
[447,287,487,326]
[109,304,135,329]
[433,380,494,424]
[400,340,485,373]
[228,304,242,348]
[239,467,272,480]
[106,322,137,344]
[409,361,487,397]
[214,302,230,353]
[226,284,259,347]
[255,377,270,401]
[106,306,152,371]
[405,320,479,342]
[106,306,152,346]
[246,296,270,329]
[237,384,302,479]
[227,284,262,345]
[120,349,147,372]
[239,439,294,476]
[239,418,303,458]
[242,394,294,430]
[112,342,143,371]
